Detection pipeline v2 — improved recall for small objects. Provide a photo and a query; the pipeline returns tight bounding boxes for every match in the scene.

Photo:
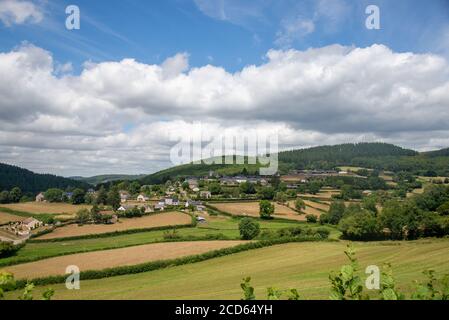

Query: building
[164,197,179,206]
[119,190,130,203]
[35,192,45,202]
[22,217,42,230]
[200,191,212,199]
[137,194,150,202]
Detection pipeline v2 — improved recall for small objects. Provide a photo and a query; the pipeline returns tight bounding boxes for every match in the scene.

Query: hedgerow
[13,237,327,289]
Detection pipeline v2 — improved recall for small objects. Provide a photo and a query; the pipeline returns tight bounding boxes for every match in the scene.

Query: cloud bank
[1,43,449,176]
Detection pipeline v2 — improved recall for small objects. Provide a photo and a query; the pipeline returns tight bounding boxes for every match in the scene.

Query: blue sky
[1,0,449,176]
[1,0,448,73]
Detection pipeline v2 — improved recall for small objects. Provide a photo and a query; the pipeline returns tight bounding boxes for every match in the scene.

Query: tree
[362,196,378,215]
[275,192,287,204]
[76,209,90,225]
[9,187,22,203]
[338,210,380,240]
[96,186,107,205]
[71,188,85,205]
[129,181,141,195]
[240,182,256,195]
[306,214,318,223]
[181,181,189,190]
[90,205,101,224]
[107,188,121,210]
[259,200,274,219]
[209,183,222,195]
[437,201,449,216]
[44,188,63,203]
[0,191,9,204]
[258,187,275,200]
[327,201,346,225]
[307,182,321,195]
[239,218,260,240]
[295,199,306,212]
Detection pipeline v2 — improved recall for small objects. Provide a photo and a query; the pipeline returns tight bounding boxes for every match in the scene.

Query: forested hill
[71,174,147,185]
[140,143,449,183]
[278,143,418,171]
[0,163,90,194]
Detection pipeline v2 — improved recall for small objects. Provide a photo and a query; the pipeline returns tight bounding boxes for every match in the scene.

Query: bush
[338,211,380,240]
[0,242,23,258]
[305,214,318,223]
[239,218,260,240]
[259,200,274,219]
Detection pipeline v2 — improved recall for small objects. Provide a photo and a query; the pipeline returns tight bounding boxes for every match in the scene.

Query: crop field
[0,214,322,267]
[36,212,192,240]
[209,202,304,221]
[0,211,24,224]
[303,200,329,212]
[298,190,340,200]
[0,202,91,215]
[13,239,449,300]
[5,240,247,279]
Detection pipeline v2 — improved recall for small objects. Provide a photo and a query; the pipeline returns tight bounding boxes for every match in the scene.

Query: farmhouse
[164,197,179,206]
[22,217,42,230]
[35,192,45,202]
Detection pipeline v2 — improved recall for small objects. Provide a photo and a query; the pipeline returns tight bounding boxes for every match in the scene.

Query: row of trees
[320,185,449,240]
[0,187,23,204]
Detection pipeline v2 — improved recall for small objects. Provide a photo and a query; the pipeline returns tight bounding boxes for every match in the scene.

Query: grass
[11,238,449,300]
[0,215,332,267]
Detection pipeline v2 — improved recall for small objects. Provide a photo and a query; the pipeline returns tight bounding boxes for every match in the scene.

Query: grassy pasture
[13,239,449,300]
[209,201,304,221]
[36,212,192,240]
[0,215,310,267]
[0,202,91,215]
[5,240,247,279]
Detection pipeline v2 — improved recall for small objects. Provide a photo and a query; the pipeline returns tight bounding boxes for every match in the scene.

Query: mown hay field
[14,239,449,300]
[0,202,91,215]
[5,240,247,279]
[37,212,192,240]
[210,202,304,221]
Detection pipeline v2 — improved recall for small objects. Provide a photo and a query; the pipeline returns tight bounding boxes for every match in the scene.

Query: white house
[35,192,45,202]
[200,191,212,199]
[119,191,130,203]
[137,194,149,202]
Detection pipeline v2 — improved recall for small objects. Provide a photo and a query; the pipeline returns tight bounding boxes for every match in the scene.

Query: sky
[0,0,449,176]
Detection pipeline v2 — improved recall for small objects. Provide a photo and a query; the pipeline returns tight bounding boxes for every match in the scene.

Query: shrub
[295,199,306,211]
[0,242,23,258]
[338,211,380,240]
[239,218,260,240]
[305,214,318,223]
[259,200,274,219]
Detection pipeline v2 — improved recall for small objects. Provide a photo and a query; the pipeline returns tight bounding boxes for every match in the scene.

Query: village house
[164,197,179,206]
[200,191,212,199]
[119,190,130,203]
[155,201,166,211]
[137,194,150,202]
[35,192,45,202]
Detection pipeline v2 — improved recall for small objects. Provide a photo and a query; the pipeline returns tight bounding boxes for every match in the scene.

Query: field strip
[209,202,305,221]
[0,211,25,224]
[37,212,192,240]
[5,240,247,279]
[10,239,449,300]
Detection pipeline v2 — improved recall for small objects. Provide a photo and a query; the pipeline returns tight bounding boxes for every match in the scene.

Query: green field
[0,215,330,267]
[8,239,449,300]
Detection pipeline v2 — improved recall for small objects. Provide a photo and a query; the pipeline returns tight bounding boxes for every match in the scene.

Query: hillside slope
[0,163,90,194]
[71,174,147,185]
[140,143,449,183]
